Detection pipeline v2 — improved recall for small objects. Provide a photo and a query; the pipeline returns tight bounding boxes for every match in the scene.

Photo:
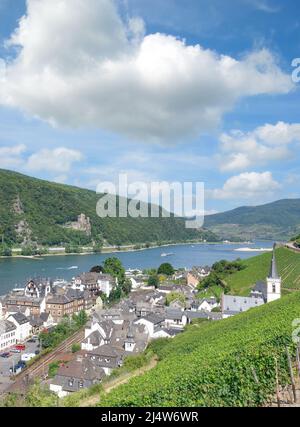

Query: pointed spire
[268,243,279,279]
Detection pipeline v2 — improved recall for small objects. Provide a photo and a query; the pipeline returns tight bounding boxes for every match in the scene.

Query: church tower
[266,244,281,303]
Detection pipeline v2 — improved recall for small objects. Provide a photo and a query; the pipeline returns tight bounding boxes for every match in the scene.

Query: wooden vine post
[286,347,297,403]
[275,357,281,408]
[296,344,300,378]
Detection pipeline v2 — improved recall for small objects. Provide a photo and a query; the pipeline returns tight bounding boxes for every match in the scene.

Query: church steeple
[266,243,281,303]
[268,243,279,279]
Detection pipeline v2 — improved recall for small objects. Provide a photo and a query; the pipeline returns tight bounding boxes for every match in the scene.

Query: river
[0,241,274,296]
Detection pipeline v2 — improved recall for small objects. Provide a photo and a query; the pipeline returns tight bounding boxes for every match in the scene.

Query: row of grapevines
[99,292,300,407]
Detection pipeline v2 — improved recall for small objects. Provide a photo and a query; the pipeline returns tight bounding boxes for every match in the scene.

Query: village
[0,246,281,400]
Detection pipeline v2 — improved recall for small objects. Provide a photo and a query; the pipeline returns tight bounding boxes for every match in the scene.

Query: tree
[0,244,12,257]
[93,243,103,254]
[25,380,58,407]
[73,310,88,327]
[158,263,175,276]
[121,278,132,295]
[90,265,104,273]
[148,275,159,288]
[65,245,81,254]
[109,286,122,303]
[103,257,125,284]
[166,292,186,307]
[71,343,81,353]
[21,246,35,256]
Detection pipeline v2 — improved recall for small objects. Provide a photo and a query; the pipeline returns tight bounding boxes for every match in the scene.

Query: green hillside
[204,199,300,240]
[225,247,300,296]
[99,292,300,407]
[0,169,217,248]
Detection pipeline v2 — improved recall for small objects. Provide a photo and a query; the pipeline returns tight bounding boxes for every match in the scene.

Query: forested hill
[204,199,300,240]
[0,169,217,247]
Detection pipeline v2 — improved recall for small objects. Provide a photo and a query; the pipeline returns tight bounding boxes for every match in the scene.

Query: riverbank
[0,239,271,260]
[1,240,223,260]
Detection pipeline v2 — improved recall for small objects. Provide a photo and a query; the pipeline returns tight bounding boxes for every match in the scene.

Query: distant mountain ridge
[0,169,216,248]
[204,199,300,240]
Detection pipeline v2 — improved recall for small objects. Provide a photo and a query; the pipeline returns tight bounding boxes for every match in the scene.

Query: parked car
[15,344,26,351]
[18,361,27,368]
[34,350,40,356]
[27,339,36,343]
[10,349,21,354]
[0,352,11,358]
[9,365,22,375]
[21,353,36,362]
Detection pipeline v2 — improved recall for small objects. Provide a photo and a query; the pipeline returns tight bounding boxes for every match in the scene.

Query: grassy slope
[99,292,300,407]
[226,247,300,296]
[0,169,216,246]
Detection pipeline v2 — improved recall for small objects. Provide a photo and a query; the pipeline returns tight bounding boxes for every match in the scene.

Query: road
[286,243,300,253]
[2,328,84,396]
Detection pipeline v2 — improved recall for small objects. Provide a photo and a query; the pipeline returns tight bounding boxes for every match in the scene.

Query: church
[222,244,281,319]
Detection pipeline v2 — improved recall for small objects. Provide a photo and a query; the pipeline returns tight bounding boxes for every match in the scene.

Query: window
[272,284,276,293]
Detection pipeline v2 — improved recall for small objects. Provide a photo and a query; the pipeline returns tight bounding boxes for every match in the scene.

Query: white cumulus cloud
[0,0,293,142]
[207,171,281,200]
[0,144,26,169]
[26,147,83,173]
[219,122,300,172]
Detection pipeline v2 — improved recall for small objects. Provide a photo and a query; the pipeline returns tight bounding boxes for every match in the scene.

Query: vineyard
[99,292,300,407]
[225,247,300,296]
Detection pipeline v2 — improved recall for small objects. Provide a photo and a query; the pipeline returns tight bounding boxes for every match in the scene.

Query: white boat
[234,247,273,253]
[161,253,174,257]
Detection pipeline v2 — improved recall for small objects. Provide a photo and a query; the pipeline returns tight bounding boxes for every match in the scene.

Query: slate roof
[140,313,165,325]
[52,359,105,392]
[88,344,124,358]
[252,281,268,302]
[9,312,29,325]
[0,320,16,334]
[165,308,184,320]
[161,328,182,337]
[77,273,115,285]
[269,244,279,279]
[222,295,265,315]
[40,312,50,322]
[82,330,103,347]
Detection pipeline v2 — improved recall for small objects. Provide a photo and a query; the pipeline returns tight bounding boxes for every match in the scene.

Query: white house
[7,312,32,342]
[135,314,165,338]
[72,273,116,298]
[0,320,17,351]
[81,313,114,351]
[164,309,187,329]
[191,297,219,313]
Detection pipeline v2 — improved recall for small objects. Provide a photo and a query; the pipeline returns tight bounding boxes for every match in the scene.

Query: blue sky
[0,0,300,215]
